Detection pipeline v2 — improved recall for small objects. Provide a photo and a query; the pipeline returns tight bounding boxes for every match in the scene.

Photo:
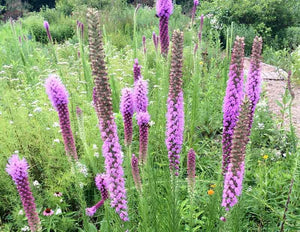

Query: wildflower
[87,8,128,221]
[120,88,134,146]
[93,144,98,150]
[199,61,203,65]
[46,127,50,130]
[191,0,199,25]
[156,0,173,56]
[53,122,59,127]
[245,36,263,130]
[55,208,62,215]
[43,21,52,43]
[198,15,204,45]
[137,112,150,164]
[33,180,40,188]
[263,155,268,160]
[94,152,99,158]
[220,217,226,222]
[133,59,141,83]
[131,154,142,191]
[45,75,78,160]
[187,149,196,191]
[142,35,146,54]
[210,184,216,188]
[18,209,24,215]
[53,192,62,197]
[6,155,41,231]
[166,30,184,176]
[257,123,264,129]
[152,32,159,52]
[33,107,42,113]
[43,208,54,216]
[10,120,14,124]
[222,36,245,175]
[21,226,30,231]
[28,114,33,117]
[207,189,215,195]
[134,79,148,113]
[76,162,88,177]
[53,139,60,143]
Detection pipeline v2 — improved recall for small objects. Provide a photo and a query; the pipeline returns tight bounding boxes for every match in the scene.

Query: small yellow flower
[263,155,268,160]
[207,189,215,195]
[199,61,203,65]
[210,184,216,188]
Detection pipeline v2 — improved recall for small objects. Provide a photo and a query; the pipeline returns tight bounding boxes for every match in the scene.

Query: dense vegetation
[0,0,299,231]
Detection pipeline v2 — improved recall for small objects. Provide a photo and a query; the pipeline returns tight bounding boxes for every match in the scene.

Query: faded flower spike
[156,0,173,56]
[87,8,128,221]
[136,112,150,164]
[222,36,245,175]
[45,75,78,160]
[6,155,41,232]
[120,88,134,146]
[166,30,184,176]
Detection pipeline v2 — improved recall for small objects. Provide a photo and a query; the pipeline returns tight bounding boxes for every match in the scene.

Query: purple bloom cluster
[191,0,199,25]
[134,79,148,113]
[131,154,142,191]
[156,0,173,56]
[6,155,41,232]
[120,88,134,146]
[133,58,141,83]
[86,174,109,216]
[76,21,84,40]
[166,30,184,176]
[187,148,196,190]
[245,36,263,129]
[43,21,52,42]
[222,36,245,174]
[45,75,78,160]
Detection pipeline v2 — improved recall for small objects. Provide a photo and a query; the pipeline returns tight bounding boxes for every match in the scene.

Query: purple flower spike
[43,21,52,43]
[86,199,105,216]
[166,30,184,176]
[45,75,78,160]
[87,9,128,221]
[6,155,41,232]
[136,112,150,164]
[120,88,134,146]
[134,78,148,113]
[142,35,146,54]
[245,36,263,130]
[156,0,173,56]
[153,32,159,51]
[222,36,245,175]
[198,15,204,45]
[191,0,199,25]
[222,98,251,211]
[131,154,142,191]
[133,59,142,83]
[187,148,196,190]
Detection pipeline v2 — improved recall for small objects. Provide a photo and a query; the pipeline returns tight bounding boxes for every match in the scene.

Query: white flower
[94,152,99,158]
[21,226,30,231]
[53,139,60,143]
[10,120,14,124]
[18,209,24,215]
[28,114,33,117]
[14,150,19,154]
[60,199,63,203]
[33,107,42,113]
[79,182,84,188]
[76,162,88,177]
[55,208,62,215]
[33,180,40,188]
[53,122,59,127]
[257,123,264,129]
[93,144,98,150]
[46,127,50,130]
[149,120,155,126]
[0,111,2,115]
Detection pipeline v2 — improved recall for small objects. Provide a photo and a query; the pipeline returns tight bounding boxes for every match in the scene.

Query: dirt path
[244,58,300,137]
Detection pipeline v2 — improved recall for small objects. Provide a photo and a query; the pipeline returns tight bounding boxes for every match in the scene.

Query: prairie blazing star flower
[87,9,128,221]
[131,154,142,191]
[245,36,263,130]
[222,36,245,175]
[120,88,134,146]
[191,0,199,25]
[152,32,159,51]
[133,59,141,83]
[43,208,54,216]
[136,112,150,164]
[6,155,41,231]
[134,78,148,113]
[187,149,196,190]
[166,30,184,176]
[43,21,52,43]
[156,0,173,56]
[45,75,78,160]
[142,35,146,54]
[221,98,251,211]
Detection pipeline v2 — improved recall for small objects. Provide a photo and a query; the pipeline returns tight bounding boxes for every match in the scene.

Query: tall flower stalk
[156,0,173,56]
[221,98,251,212]
[133,58,141,83]
[6,155,41,232]
[87,8,128,221]
[166,30,184,176]
[131,154,142,192]
[43,21,52,43]
[222,36,245,175]
[245,36,263,130]
[120,88,134,146]
[45,75,78,160]
[187,148,196,191]
[191,0,199,25]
